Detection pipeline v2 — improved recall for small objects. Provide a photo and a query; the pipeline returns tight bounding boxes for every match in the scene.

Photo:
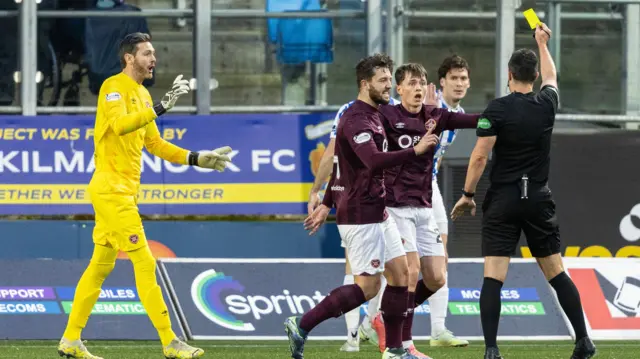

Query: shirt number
[333,155,340,179]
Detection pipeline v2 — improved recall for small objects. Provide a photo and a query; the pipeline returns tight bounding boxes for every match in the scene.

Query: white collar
[441,97,462,112]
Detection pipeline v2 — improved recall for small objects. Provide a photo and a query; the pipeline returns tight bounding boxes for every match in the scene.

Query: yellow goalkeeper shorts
[90,193,147,252]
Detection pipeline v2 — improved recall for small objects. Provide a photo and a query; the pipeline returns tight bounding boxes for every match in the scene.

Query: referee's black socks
[549,272,588,342]
[480,277,503,348]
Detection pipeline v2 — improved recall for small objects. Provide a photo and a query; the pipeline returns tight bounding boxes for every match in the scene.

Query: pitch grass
[0,340,637,359]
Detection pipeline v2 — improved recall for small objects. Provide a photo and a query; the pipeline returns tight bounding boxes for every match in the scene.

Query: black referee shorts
[481,183,561,258]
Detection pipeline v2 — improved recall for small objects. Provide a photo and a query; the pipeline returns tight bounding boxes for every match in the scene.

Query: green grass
[0,340,637,359]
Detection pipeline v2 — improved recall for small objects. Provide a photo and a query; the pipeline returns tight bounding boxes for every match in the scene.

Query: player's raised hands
[304,204,330,235]
[535,23,552,45]
[160,74,191,111]
[413,119,439,155]
[423,83,438,106]
[196,146,233,172]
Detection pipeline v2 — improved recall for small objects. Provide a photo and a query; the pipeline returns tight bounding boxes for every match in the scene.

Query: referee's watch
[462,189,475,198]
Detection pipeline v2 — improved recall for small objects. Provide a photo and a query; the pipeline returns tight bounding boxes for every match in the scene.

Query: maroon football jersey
[322,100,417,224]
[379,104,479,208]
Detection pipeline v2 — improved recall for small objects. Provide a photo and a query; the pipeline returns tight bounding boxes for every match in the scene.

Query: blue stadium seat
[275,12,333,64]
[266,0,322,44]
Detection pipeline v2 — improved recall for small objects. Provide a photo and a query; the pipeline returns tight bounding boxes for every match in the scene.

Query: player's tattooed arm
[305,188,332,235]
[321,171,336,209]
[309,138,336,214]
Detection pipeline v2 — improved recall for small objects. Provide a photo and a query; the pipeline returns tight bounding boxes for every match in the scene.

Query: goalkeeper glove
[188,146,233,172]
[153,75,191,116]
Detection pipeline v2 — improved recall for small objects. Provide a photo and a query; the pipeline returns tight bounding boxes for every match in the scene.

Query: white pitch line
[2,343,640,350]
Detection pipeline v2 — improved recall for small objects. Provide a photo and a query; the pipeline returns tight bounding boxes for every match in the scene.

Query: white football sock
[365,274,386,323]
[429,271,449,336]
[402,340,414,349]
[343,274,360,337]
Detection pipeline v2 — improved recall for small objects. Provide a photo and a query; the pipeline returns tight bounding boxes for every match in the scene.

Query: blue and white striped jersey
[433,96,464,177]
[330,98,401,139]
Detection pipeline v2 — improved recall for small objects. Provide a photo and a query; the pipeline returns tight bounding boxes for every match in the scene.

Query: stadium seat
[266,0,322,44]
[275,12,333,64]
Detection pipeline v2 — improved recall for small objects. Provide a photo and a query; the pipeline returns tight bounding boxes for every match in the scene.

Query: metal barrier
[0,105,342,114]
[1,0,639,126]
[390,0,640,128]
[4,3,368,116]
[0,104,637,123]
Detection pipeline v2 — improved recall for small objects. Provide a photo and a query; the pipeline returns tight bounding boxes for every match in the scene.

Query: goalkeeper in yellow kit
[57,33,230,359]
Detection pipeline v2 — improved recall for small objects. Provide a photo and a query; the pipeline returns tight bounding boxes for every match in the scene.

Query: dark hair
[119,32,152,68]
[508,49,538,83]
[394,63,427,85]
[437,55,470,80]
[355,53,394,89]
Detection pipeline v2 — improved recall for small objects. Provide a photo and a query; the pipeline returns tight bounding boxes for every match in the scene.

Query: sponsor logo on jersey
[353,132,371,144]
[106,92,121,102]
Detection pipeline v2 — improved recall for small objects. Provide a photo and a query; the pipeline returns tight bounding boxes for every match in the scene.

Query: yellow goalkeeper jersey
[89,72,189,195]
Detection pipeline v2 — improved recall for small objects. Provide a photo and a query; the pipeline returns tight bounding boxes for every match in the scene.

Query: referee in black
[450,23,596,359]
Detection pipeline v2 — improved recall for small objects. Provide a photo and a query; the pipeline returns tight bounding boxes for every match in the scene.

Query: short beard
[133,61,151,80]
[369,88,389,105]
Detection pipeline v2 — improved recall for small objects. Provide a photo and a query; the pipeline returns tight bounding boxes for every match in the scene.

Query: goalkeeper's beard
[133,60,153,81]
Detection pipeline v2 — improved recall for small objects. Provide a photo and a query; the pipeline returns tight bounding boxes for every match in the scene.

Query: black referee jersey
[476,84,560,258]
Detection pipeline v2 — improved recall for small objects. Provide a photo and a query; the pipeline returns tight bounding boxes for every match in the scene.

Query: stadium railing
[1,0,639,128]
[0,2,366,117]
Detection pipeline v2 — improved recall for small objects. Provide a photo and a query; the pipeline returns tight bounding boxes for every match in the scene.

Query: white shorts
[386,206,445,258]
[432,178,449,236]
[338,216,406,276]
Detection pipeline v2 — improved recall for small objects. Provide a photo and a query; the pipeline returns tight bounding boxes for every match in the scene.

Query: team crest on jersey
[131,98,137,105]
[425,119,436,131]
[106,92,121,102]
[371,259,381,268]
[353,132,371,144]
[129,234,139,244]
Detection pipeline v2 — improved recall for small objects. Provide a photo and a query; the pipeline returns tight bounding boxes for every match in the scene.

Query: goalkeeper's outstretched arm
[144,122,233,172]
[144,121,190,164]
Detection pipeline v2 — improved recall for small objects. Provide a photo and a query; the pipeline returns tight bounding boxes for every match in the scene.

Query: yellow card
[523,8,541,29]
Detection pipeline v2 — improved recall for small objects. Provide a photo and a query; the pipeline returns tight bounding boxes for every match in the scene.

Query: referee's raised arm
[536,23,560,114]
[536,23,557,90]
[450,22,596,359]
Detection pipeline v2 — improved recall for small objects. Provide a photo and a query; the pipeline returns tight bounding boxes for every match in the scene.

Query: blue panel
[0,112,336,216]
[266,0,321,43]
[0,220,345,260]
[0,220,80,259]
[276,14,333,64]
